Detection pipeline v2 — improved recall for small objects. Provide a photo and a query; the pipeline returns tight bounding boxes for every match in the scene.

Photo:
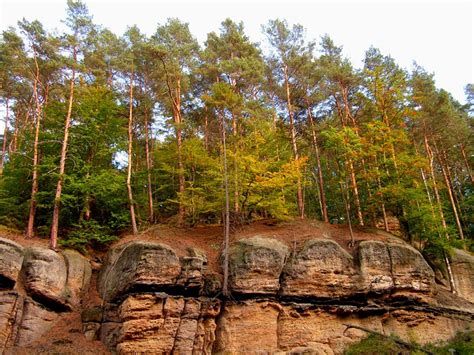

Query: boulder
[228,236,289,295]
[449,249,474,303]
[387,243,434,293]
[0,238,25,289]
[21,248,70,310]
[62,249,92,307]
[280,239,357,298]
[98,241,182,302]
[358,240,393,293]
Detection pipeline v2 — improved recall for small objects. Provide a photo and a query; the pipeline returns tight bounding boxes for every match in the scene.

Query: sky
[0,0,473,110]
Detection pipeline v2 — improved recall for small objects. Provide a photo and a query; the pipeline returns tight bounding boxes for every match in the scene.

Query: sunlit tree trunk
[0,99,9,173]
[435,147,464,240]
[144,107,154,223]
[284,64,304,218]
[306,102,328,222]
[127,68,138,235]
[459,144,473,185]
[50,46,77,249]
[424,136,448,234]
[220,109,230,297]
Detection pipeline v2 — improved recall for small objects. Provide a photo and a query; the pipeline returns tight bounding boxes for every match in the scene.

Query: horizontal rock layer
[90,296,473,354]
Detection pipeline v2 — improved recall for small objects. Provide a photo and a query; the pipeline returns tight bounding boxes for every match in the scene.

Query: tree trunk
[175,87,185,224]
[127,69,138,235]
[284,64,304,218]
[460,144,473,185]
[220,109,230,297]
[0,98,9,173]
[306,103,328,222]
[204,106,209,152]
[231,111,240,216]
[158,57,185,224]
[144,107,154,223]
[50,46,76,249]
[348,159,364,226]
[436,148,464,240]
[26,48,44,239]
[424,136,448,235]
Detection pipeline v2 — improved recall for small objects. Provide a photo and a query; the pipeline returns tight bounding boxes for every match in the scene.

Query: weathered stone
[0,238,24,289]
[15,298,58,346]
[450,249,474,303]
[99,322,121,350]
[82,322,100,341]
[214,301,281,353]
[81,306,104,323]
[192,317,217,355]
[0,292,23,352]
[228,236,289,295]
[176,256,204,290]
[199,298,221,318]
[280,239,357,298]
[202,272,222,296]
[187,247,208,265]
[119,294,164,321]
[21,248,70,310]
[388,243,434,293]
[62,249,92,307]
[358,240,393,293]
[98,241,181,302]
[117,295,186,353]
[174,318,199,353]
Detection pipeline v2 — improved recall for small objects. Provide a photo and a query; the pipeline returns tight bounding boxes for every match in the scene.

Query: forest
[0,0,472,256]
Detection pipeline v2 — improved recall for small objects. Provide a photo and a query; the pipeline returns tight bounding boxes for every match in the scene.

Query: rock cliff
[1,233,473,354]
[0,238,91,352]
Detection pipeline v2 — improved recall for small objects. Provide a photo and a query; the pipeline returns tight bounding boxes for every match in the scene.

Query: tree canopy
[0,1,472,256]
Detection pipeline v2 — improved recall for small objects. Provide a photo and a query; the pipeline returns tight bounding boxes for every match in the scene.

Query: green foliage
[345,330,474,355]
[0,4,471,259]
[59,219,118,254]
[344,334,409,355]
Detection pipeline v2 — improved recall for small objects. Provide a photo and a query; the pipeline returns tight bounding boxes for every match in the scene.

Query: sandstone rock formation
[358,240,394,293]
[387,243,434,293]
[98,241,183,302]
[0,242,91,353]
[1,234,473,354]
[280,239,358,298]
[82,237,473,354]
[450,248,474,303]
[228,236,289,295]
[0,238,24,289]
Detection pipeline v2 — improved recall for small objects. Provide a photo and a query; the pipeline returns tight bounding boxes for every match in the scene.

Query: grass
[344,330,473,355]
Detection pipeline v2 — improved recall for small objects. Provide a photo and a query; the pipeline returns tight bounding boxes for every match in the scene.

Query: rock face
[358,240,393,293]
[1,235,473,354]
[115,294,220,354]
[0,242,91,353]
[22,248,70,309]
[280,239,358,298]
[0,238,24,289]
[98,242,183,302]
[450,249,474,303]
[228,236,289,295]
[387,243,434,293]
[84,237,474,355]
